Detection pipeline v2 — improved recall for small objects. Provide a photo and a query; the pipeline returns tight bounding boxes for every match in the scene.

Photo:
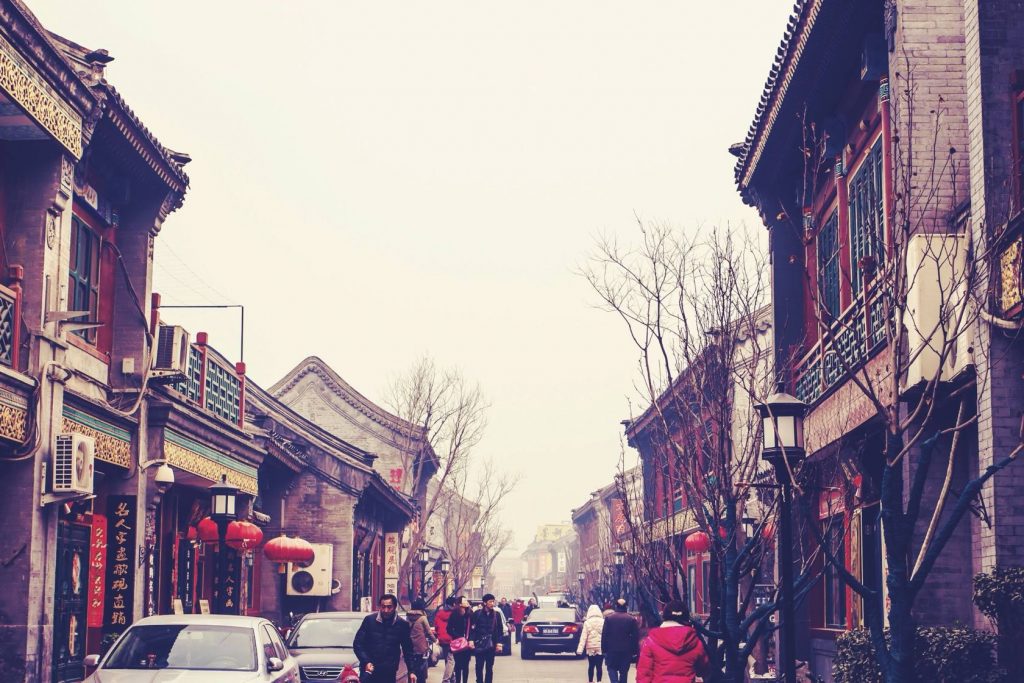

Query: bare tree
[438,458,517,598]
[387,357,489,601]
[584,222,819,682]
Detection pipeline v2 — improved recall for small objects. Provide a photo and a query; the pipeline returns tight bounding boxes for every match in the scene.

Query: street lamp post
[755,389,808,683]
[440,557,451,602]
[208,474,238,615]
[613,548,625,598]
[577,570,585,605]
[418,547,431,601]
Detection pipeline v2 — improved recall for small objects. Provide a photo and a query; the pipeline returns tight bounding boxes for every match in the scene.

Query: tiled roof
[733,0,817,196]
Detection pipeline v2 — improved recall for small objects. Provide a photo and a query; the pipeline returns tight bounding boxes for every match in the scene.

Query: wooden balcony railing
[794,285,889,405]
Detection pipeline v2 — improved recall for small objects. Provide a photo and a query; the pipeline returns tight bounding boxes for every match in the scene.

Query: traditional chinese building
[733,0,1024,677]
[270,357,437,603]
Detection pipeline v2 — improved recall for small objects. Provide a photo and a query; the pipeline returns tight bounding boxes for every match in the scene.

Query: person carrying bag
[447,597,474,683]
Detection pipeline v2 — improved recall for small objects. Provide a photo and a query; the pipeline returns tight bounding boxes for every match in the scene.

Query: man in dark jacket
[601,598,640,683]
[471,593,505,683]
[353,594,419,683]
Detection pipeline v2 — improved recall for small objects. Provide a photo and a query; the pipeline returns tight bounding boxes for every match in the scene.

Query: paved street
[424,643,601,683]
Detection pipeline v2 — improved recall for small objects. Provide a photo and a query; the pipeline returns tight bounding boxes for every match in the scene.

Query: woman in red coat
[636,601,709,683]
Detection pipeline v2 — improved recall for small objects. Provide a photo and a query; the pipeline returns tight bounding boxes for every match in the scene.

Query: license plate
[542,627,559,634]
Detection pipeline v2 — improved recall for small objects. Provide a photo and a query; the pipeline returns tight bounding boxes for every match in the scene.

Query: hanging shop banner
[103,496,136,635]
[176,537,196,614]
[384,533,400,596]
[87,514,107,628]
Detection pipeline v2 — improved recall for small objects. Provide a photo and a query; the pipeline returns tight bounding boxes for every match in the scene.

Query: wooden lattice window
[68,216,100,343]
[848,138,885,298]
[817,210,841,320]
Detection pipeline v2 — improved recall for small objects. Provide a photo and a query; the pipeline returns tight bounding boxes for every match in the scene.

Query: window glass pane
[687,565,696,614]
[849,139,885,298]
[701,561,710,614]
[817,211,841,319]
[823,518,847,628]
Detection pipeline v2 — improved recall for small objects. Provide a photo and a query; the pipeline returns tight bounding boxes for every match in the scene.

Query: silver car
[83,614,300,682]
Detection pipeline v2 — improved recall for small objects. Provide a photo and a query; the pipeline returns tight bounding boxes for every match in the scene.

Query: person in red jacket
[434,596,457,683]
[510,599,527,643]
[636,601,709,683]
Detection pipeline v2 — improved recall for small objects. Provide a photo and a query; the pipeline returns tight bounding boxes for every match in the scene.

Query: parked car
[286,611,411,682]
[520,607,581,659]
[83,614,300,682]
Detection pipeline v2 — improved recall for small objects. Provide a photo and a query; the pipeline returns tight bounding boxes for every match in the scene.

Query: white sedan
[83,614,300,682]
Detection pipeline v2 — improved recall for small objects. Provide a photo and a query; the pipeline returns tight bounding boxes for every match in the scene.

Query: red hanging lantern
[761,521,777,542]
[226,520,264,551]
[263,534,315,564]
[684,531,711,553]
[196,517,220,543]
[718,525,729,539]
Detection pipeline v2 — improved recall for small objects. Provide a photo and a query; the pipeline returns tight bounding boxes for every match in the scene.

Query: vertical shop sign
[215,546,241,614]
[384,533,400,596]
[87,514,107,628]
[103,496,136,635]
[176,537,195,613]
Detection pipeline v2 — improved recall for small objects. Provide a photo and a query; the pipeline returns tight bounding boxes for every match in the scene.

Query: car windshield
[528,609,576,622]
[288,618,361,648]
[103,624,256,671]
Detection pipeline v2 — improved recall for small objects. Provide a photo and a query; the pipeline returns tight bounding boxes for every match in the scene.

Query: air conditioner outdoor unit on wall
[153,325,189,376]
[287,543,334,597]
[903,234,975,390]
[52,433,95,495]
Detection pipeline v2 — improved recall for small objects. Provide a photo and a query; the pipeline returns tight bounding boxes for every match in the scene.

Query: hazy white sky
[31,1,792,550]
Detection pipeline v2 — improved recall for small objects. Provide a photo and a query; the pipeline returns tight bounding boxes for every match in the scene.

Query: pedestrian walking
[510,598,526,643]
[576,604,606,682]
[499,597,512,621]
[601,598,639,683]
[406,598,435,683]
[447,596,474,683]
[636,601,709,683]
[435,596,457,683]
[471,593,505,683]
[352,594,420,683]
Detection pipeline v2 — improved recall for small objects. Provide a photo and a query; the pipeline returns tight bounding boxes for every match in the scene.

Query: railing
[794,286,890,405]
[172,333,245,427]
[0,266,24,369]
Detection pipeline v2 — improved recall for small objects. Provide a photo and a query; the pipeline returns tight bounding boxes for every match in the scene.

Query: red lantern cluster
[684,531,711,553]
[264,534,315,564]
[226,520,264,551]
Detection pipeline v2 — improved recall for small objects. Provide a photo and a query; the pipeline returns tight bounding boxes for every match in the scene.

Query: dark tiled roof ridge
[733,0,814,192]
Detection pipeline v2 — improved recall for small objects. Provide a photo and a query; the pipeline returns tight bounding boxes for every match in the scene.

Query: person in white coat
[576,604,606,682]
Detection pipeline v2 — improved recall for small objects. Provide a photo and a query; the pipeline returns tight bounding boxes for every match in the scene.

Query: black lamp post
[754,389,807,683]
[613,548,625,598]
[208,474,238,614]
[418,547,431,600]
[440,557,451,602]
[577,570,585,604]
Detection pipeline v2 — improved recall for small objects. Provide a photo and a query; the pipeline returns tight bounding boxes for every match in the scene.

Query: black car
[520,607,581,659]
[286,611,411,682]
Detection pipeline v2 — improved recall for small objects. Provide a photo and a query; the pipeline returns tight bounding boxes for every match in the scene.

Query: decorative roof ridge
[733,0,818,196]
[269,356,428,442]
[246,378,376,469]
[45,29,190,194]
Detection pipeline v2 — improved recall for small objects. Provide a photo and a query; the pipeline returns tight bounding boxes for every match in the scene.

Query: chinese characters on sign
[103,496,136,636]
[389,468,404,485]
[87,514,107,628]
[384,532,400,596]
[213,546,241,614]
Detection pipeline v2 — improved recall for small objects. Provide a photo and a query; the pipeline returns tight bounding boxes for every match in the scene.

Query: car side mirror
[83,654,101,668]
[267,657,284,672]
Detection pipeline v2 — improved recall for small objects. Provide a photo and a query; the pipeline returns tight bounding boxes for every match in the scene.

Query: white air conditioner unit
[903,234,974,390]
[52,433,95,495]
[287,543,333,597]
[153,325,189,377]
